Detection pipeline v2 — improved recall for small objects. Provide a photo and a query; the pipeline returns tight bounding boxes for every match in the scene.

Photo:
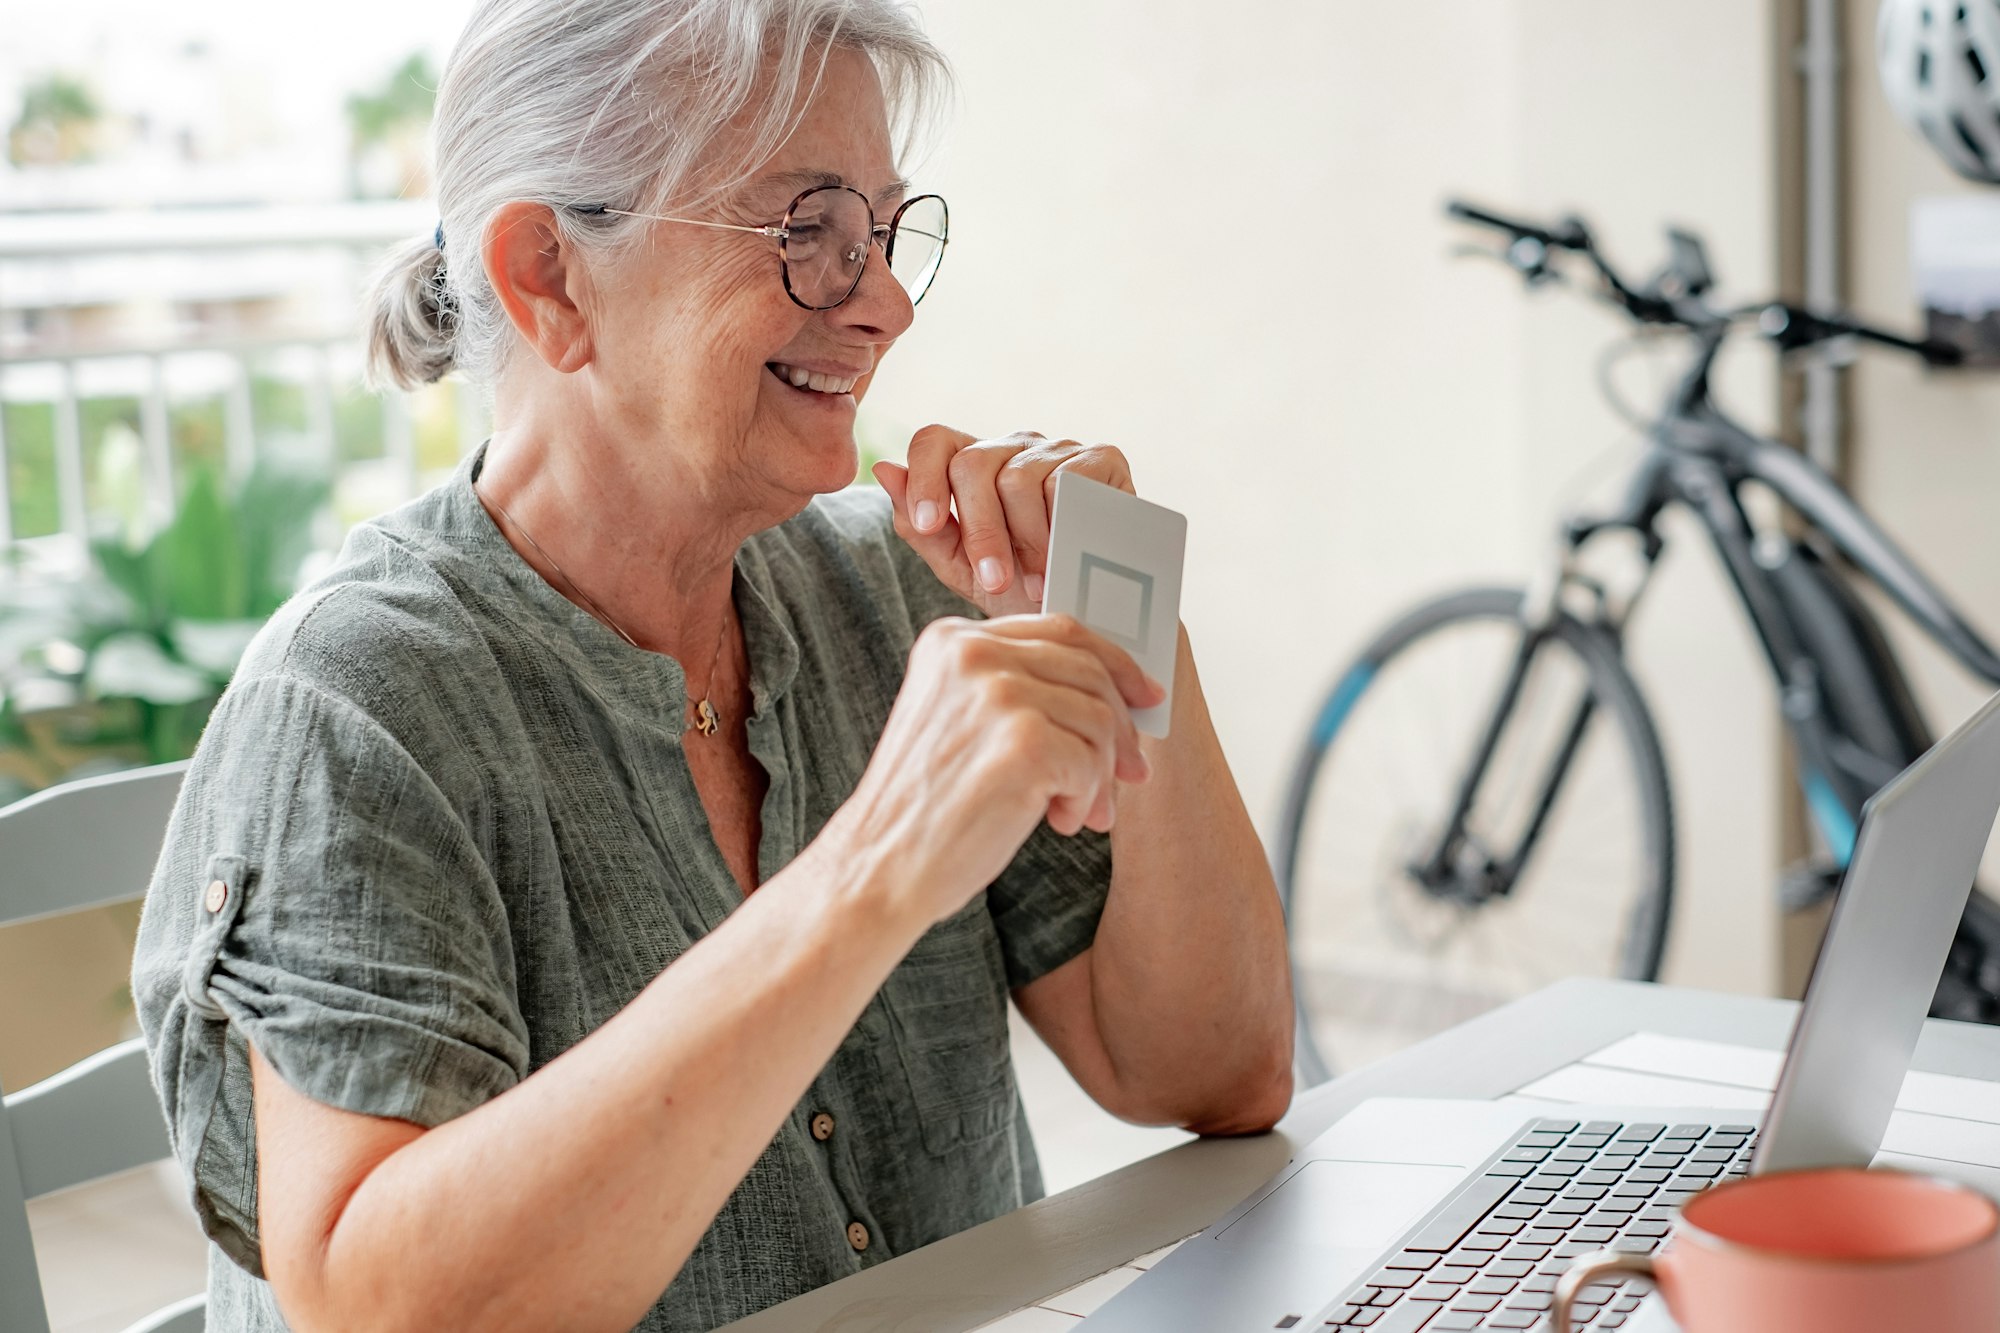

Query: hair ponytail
[363,232,457,391]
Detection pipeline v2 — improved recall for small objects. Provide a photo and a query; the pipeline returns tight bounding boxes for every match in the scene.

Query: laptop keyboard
[1307,1117,1758,1332]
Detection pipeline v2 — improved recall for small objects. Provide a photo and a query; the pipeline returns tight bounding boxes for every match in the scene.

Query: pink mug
[1552,1167,2000,1333]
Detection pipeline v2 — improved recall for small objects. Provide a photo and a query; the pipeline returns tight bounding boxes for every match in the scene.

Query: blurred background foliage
[7,72,101,167]
[347,52,438,200]
[0,459,329,803]
[0,39,457,1107]
[0,37,898,808]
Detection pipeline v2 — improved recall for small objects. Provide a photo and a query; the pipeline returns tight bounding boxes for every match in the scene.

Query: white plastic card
[1041,473,1186,738]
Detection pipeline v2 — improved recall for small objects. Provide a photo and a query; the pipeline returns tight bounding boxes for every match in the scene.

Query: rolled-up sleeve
[132,671,528,1275]
[984,824,1112,989]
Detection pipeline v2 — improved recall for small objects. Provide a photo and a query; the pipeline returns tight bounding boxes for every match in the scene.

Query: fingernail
[1024,573,1045,602]
[914,500,940,532]
[978,557,1006,591]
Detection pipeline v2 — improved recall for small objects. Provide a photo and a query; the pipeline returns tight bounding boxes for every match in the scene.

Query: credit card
[1041,472,1187,738]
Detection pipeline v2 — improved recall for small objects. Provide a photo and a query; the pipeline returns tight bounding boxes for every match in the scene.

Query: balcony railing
[0,202,485,570]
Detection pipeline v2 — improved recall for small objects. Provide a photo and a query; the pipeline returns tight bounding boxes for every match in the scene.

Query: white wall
[1508,3,1782,994]
[868,1,1783,998]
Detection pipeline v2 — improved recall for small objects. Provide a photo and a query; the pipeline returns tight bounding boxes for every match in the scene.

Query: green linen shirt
[131,440,1113,1331]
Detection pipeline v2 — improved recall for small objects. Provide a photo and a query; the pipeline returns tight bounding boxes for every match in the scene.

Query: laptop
[1081,687,2000,1333]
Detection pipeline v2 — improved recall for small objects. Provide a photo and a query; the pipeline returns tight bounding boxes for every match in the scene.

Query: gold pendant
[694,698,720,736]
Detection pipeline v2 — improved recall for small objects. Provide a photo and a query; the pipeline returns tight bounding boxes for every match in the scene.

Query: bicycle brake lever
[1448,241,1560,286]
[1552,215,1593,250]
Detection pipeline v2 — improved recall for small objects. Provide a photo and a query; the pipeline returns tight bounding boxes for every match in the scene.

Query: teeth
[771,363,857,395]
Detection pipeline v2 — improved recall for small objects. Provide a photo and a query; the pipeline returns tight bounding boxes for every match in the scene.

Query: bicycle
[1278,199,2000,1085]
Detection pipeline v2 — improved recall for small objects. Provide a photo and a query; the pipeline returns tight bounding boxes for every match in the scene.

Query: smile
[767,362,860,395]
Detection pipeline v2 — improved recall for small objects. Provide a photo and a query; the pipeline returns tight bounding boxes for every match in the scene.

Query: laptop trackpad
[1079,1100,1531,1331]
[1079,1160,1468,1331]
[1214,1159,1467,1294]
[1217,1159,1467,1255]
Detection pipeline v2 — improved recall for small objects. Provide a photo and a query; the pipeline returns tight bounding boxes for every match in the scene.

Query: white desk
[718,979,2000,1332]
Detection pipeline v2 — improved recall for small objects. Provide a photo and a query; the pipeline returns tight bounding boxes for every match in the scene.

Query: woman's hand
[873,425,1136,617]
[833,614,1164,926]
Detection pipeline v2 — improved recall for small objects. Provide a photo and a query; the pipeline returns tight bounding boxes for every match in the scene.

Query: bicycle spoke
[1286,598,1669,1068]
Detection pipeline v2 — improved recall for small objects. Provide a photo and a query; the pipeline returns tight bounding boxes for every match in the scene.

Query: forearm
[1093,626,1293,1130]
[291,821,924,1333]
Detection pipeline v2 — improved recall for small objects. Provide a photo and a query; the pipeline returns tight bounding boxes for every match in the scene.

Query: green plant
[0,460,331,800]
[170,397,227,480]
[346,53,438,201]
[8,73,100,167]
[333,382,387,463]
[5,387,285,541]
[346,54,437,149]
[1,402,59,538]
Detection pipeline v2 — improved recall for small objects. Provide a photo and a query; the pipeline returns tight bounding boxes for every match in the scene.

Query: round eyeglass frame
[573,184,950,312]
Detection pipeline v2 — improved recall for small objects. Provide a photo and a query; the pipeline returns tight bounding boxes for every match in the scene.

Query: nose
[828,237,914,341]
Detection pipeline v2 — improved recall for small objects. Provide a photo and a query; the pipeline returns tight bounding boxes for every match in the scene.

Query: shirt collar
[440,440,802,724]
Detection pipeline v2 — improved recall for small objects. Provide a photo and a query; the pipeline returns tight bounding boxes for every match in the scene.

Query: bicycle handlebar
[1446,197,1682,327]
[1445,200,1588,252]
[1445,197,1959,368]
[1756,302,1964,368]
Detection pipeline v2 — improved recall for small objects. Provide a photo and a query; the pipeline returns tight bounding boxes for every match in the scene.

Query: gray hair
[363,0,950,392]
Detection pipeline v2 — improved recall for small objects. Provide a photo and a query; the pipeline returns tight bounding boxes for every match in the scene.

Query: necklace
[477,479,730,737]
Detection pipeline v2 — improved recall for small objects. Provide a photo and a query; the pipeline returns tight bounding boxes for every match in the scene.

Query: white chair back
[0,762,204,1333]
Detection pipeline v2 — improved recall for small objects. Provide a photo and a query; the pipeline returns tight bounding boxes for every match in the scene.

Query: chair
[0,761,203,1333]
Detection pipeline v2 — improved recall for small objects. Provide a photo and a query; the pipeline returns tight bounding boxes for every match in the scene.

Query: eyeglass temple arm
[578,204,939,247]
[594,206,785,239]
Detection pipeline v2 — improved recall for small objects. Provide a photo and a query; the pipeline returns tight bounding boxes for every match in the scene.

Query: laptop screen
[1755,689,2000,1174]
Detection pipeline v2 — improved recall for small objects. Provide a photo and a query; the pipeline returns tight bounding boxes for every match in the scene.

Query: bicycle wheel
[1278,587,1674,1082]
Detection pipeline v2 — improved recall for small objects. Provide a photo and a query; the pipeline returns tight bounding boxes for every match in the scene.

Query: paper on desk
[1516,1030,2000,1171]
[1583,1032,2000,1122]
[1517,1064,1768,1112]
[1586,1032,1780,1088]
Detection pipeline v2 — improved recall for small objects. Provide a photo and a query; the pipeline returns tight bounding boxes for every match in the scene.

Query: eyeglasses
[573,185,949,311]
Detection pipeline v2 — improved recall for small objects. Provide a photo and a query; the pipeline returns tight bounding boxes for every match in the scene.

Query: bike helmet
[1879,0,2000,183]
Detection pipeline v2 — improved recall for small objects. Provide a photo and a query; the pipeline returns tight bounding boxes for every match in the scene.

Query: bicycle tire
[1278,587,1676,1083]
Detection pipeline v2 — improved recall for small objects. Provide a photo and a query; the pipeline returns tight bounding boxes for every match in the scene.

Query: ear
[483,201,595,374]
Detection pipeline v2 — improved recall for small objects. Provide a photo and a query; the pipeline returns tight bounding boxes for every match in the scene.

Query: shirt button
[811,1112,835,1142]
[846,1221,870,1253]
[203,879,228,913]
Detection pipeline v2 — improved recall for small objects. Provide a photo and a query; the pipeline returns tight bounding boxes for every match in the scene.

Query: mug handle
[1552,1248,1657,1333]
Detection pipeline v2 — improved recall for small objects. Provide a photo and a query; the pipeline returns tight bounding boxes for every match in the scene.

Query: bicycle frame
[1415,322,2000,904]
[1560,326,2000,872]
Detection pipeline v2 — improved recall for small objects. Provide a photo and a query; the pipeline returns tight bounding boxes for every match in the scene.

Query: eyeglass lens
[781,186,948,310]
[887,194,948,306]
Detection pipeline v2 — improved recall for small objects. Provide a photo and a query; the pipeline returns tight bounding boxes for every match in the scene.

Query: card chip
[1078,554,1154,650]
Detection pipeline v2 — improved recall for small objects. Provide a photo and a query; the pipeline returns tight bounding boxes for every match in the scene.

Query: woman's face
[587,47,917,508]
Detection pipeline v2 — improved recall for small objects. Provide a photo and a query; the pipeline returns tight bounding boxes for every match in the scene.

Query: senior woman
[132,1,1291,1329]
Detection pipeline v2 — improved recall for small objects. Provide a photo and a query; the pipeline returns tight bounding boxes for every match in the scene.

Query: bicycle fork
[1410,525,1659,906]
